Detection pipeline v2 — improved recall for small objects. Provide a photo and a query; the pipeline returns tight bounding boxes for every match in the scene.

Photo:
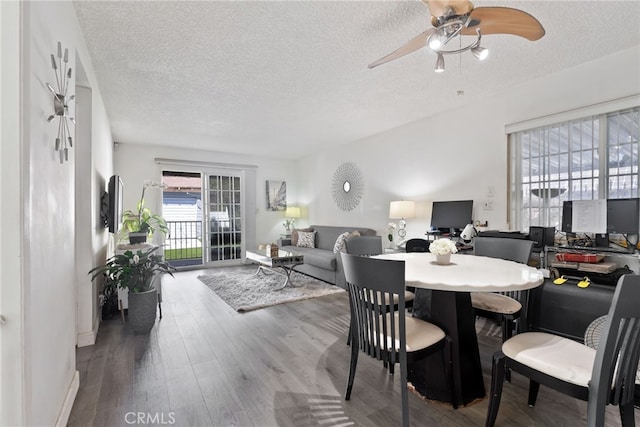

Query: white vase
[435,253,451,265]
[387,235,395,249]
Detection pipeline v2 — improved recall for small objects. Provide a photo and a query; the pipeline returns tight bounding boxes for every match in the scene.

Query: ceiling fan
[368,0,545,71]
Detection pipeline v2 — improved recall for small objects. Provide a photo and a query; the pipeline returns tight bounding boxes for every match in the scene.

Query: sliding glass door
[205,173,242,262]
[162,168,248,267]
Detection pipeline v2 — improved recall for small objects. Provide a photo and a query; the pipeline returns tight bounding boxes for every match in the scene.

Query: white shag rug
[197,266,344,312]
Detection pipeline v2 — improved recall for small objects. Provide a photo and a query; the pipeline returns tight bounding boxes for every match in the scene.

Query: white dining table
[376,252,544,406]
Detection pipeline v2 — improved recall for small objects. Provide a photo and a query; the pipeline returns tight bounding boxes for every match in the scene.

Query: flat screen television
[107,175,124,234]
[607,198,640,235]
[430,200,473,234]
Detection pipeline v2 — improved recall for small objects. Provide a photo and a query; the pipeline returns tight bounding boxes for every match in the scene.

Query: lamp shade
[389,201,416,219]
[285,206,301,218]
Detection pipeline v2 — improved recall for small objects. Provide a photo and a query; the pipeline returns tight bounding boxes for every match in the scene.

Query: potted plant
[89,246,175,334]
[429,238,458,265]
[121,180,169,244]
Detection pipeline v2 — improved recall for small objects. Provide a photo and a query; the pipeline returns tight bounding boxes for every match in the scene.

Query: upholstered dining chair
[405,238,431,253]
[471,237,534,342]
[486,274,640,427]
[341,252,456,427]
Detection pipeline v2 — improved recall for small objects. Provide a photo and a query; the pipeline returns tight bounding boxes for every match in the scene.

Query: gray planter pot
[128,232,148,244]
[128,288,157,335]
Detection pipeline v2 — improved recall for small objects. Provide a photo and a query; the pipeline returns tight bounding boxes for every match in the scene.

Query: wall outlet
[482,200,494,210]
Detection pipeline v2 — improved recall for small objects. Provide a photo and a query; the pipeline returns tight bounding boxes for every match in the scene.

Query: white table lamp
[283,206,301,232]
[389,200,416,238]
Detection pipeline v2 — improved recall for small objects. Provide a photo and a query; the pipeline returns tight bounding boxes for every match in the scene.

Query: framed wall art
[266,180,286,211]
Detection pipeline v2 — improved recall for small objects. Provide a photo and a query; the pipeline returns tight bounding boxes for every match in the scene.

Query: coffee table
[246,248,304,290]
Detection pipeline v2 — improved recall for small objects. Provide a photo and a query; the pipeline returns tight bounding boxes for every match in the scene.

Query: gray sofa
[279,225,381,288]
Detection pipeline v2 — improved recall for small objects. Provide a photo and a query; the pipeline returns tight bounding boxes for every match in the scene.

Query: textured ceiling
[73,1,640,160]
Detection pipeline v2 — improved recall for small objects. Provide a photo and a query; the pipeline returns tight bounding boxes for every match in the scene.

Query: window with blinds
[509,107,639,231]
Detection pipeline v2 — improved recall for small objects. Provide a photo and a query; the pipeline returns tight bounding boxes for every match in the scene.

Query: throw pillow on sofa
[291,227,313,246]
[333,230,361,253]
[297,231,316,248]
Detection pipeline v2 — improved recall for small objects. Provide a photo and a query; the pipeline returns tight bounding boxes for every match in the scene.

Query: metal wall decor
[46,41,76,164]
[331,162,364,211]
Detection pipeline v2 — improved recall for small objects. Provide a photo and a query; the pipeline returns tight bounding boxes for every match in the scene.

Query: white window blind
[509,107,639,232]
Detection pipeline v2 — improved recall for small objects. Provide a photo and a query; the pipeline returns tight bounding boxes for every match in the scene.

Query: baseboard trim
[55,370,79,427]
[77,314,100,347]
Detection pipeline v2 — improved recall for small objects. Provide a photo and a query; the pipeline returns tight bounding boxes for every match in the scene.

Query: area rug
[197,266,344,312]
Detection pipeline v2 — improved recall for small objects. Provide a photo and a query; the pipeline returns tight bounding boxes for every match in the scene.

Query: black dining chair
[471,237,534,342]
[471,237,534,382]
[486,274,640,427]
[341,252,456,427]
[404,238,431,297]
[344,237,414,346]
[405,238,431,253]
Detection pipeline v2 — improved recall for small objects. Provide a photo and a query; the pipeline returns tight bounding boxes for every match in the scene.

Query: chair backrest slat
[614,318,640,404]
[588,274,640,426]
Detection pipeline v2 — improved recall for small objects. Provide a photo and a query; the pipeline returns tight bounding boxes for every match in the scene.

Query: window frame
[509,107,639,232]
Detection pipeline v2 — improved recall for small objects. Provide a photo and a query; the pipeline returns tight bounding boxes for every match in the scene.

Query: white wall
[1,1,25,424]
[114,144,299,246]
[298,46,640,240]
[0,1,114,425]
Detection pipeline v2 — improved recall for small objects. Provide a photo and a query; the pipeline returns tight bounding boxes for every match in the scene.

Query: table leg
[409,289,485,407]
[118,299,125,324]
[254,265,269,277]
[273,266,299,290]
[253,264,299,290]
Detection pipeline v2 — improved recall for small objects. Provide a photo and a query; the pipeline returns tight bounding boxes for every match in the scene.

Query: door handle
[0,315,6,325]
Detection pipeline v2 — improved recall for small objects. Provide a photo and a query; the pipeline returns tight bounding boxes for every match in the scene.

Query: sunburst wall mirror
[331,162,364,211]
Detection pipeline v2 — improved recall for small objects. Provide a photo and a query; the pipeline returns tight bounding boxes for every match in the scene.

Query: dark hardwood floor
[68,269,638,426]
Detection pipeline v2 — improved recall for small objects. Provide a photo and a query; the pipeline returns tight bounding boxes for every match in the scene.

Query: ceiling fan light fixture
[428,35,442,50]
[435,53,445,73]
[471,46,489,60]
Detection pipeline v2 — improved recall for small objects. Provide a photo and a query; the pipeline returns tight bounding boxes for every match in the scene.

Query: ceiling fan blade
[424,0,474,18]
[368,29,435,69]
[462,7,545,41]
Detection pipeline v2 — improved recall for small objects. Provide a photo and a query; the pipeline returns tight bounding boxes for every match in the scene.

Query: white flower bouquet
[429,238,458,255]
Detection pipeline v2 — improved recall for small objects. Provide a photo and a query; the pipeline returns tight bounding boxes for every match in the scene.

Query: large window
[509,107,639,231]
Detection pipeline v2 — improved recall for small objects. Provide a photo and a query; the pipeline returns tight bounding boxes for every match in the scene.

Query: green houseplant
[121,180,169,243]
[89,246,175,334]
